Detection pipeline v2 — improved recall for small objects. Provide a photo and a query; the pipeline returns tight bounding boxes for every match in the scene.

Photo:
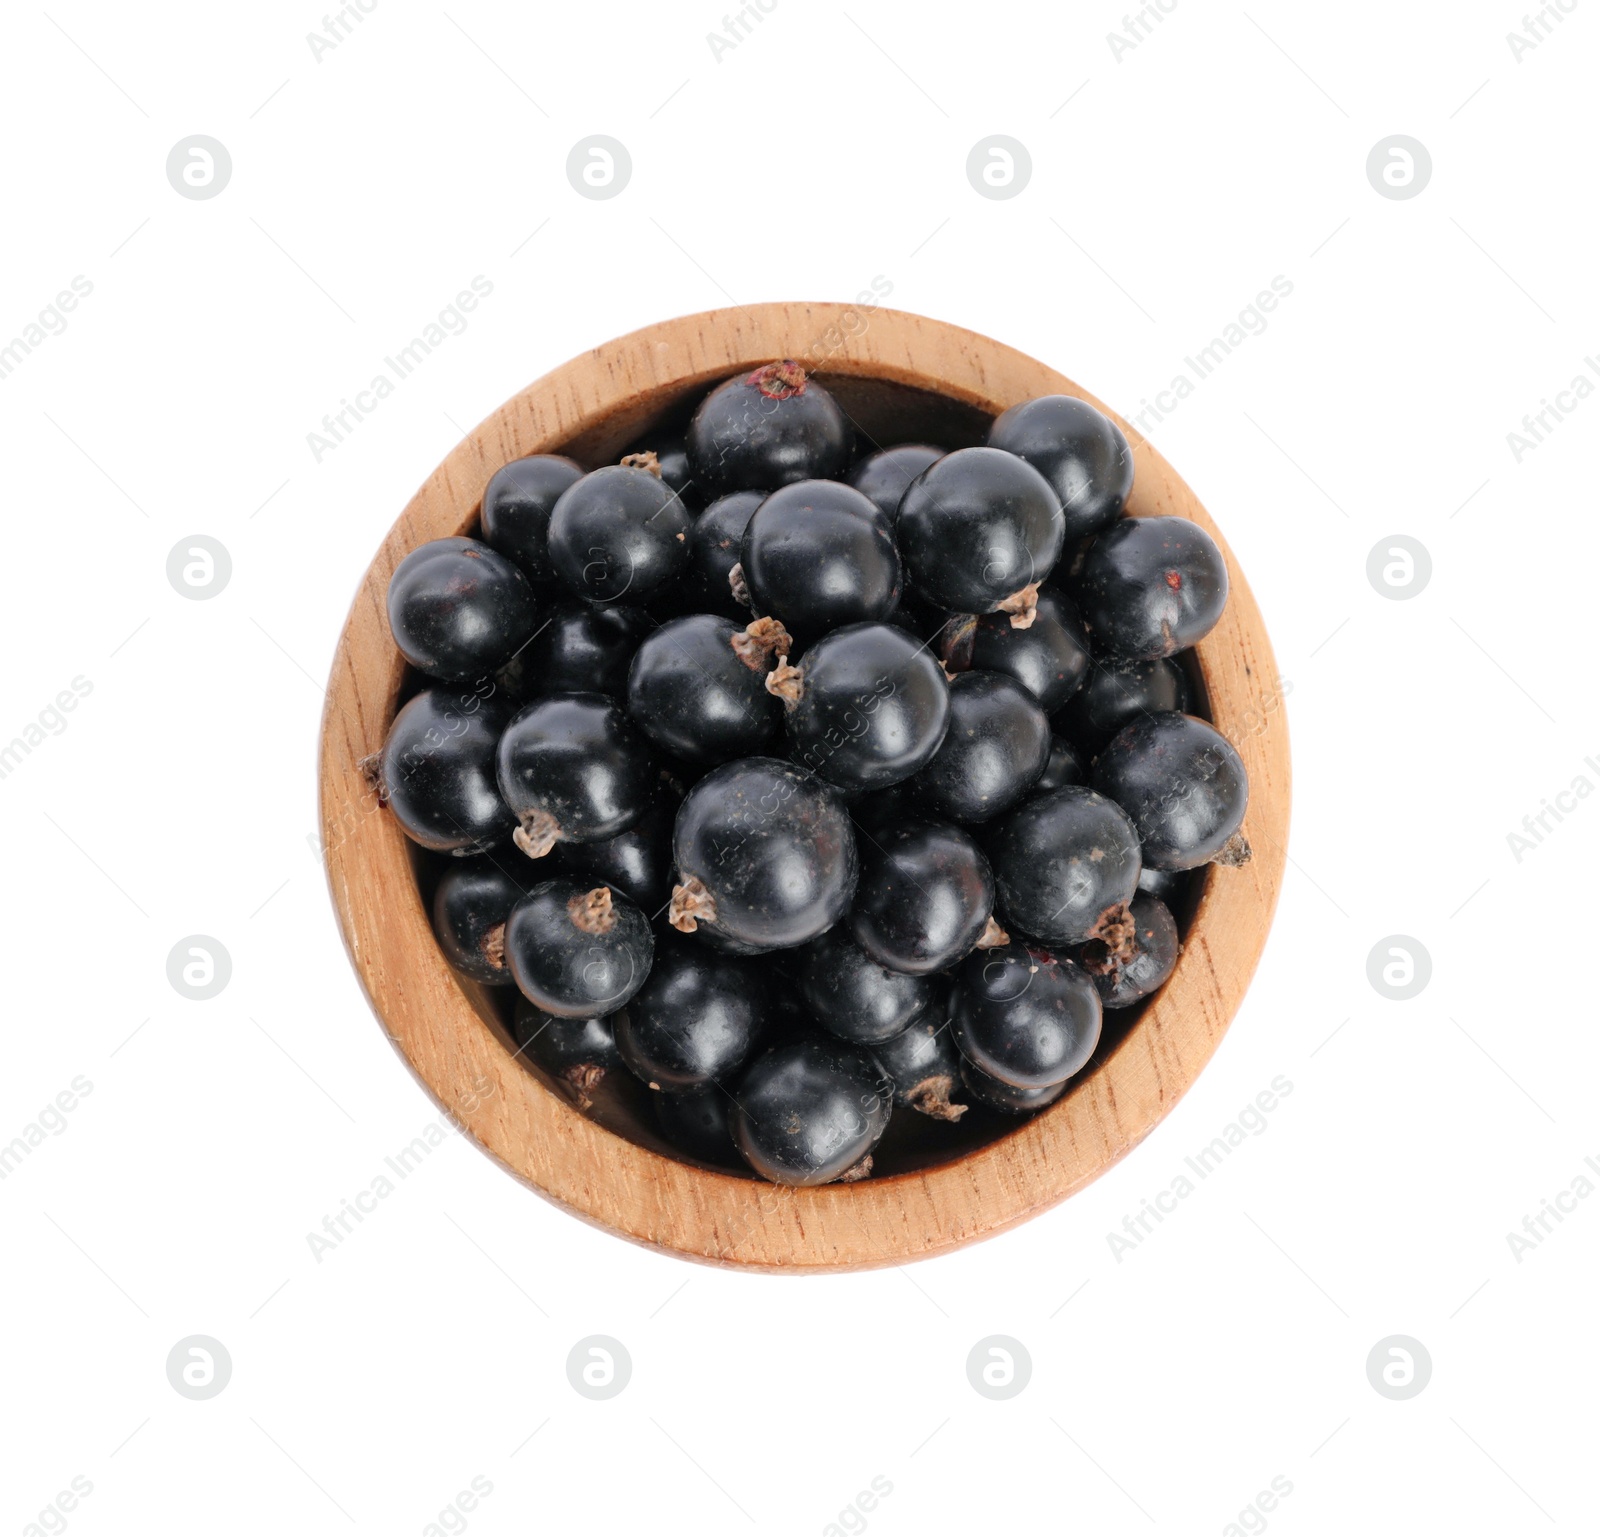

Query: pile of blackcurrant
[376,361,1250,1187]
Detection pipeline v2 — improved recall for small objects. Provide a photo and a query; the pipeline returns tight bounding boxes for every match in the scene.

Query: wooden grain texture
[318,302,1292,1272]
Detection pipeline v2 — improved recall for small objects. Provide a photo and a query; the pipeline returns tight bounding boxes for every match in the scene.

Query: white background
[3,2,1597,1533]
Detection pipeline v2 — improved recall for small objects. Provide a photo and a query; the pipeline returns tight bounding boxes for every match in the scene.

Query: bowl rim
[318,301,1291,1272]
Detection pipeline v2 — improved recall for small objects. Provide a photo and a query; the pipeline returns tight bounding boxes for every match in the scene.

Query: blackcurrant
[1036,735,1086,792]
[653,1086,736,1163]
[682,491,765,617]
[430,854,533,985]
[1072,515,1228,660]
[949,943,1101,1088]
[496,693,656,859]
[987,395,1133,542]
[942,589,1090,713]
[480,455,585,590]
[548,460,691,604]
[1060,657,1190,754]
[896,447,1064,622]
[512,996,621,1108]
[613,939,768,1090]
[985,785,1142,947]
[959,1058,1068,1116]
[621,434,700,511]
[1080,892,1180,1007]
[1137,864,1191,905]
[740,481,901,647]
[523,601,653,699]
[851,817,998,975]
[795,925,934,1045]
[907,671,1051,824]
[874,994,967,1121]
[669,757,857,951]
[552,790,678,913]
[731,1032,892,1185]
[776,622,950,792]
[505,880,653,1017]
[1092,711,1250,869]
[625,614,784,764]
[687,360,851,497]
[848,443,943,518]
[381,688,514,855]
[387,537,538,683]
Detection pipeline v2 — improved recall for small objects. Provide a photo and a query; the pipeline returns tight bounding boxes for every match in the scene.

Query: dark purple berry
[682,491,765,617]
[1092,711,1249,870]
[1036,735,1085,792]
[512,997,621,1107]
[795,926,934,1045]
[387,537,537,683]
[505,880,652,1017]
[614,940,768,1090]
[987,395,1133,541]
[848,443,943,518]
[1137,864,1191,905]
[731,1032,891,1185]
[945,588,1091,713]
[625,614,783,764]
[740,481,901,647]
[548,461,691,604]
[380,688,514,855]
[1060,657,1190,755]
[896,447,1064,617]
[950,944,1101,1089]
[778,622,949,792]
[1080,893,1180,1007]
[621,435,700,511]
[480,455,585,589]
[907,671,1050,824]
[874,995,967,1121]
[523,600,653,698]
[496,694,656,859]
[960,1058,1068,1116]
[985,785,1141,947]
[851,817,996,975]
[430,855,533,984]
[688,360,852,497]
[669,757,857,952]
[654,1087,736,1163]
[552,792,678,912]
[1072,515,1228,660]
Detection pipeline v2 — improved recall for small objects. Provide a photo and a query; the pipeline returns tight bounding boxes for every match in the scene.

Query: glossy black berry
[1036,735,1085,792]
[907,671,1050,824]
[548,461,691,604]
[682,491,765,617]
[851,817,996,975]
[669,757,857,952]
[896,447,1064,617]
[959,1058,1068,1116]
[496,694,655,859]
[985,785,1142,947]
[387,537,538,683]
[688,360,852,497]
[381,689,514,855]
[1060,657,1190,755]
[480,455,585,590]
[1092,711,1249,870]
[848,443,943,518]
[614,940,768,1090]
[522,601,652,699]
[1080,893,1180,1008]
[943,589,1090,714]
[621,435,700,511]
[430,855,532,984]
[654,1087,736,1163]
[779,622,950,792]
[795,925,934,1045]
[1072,515,1228,660]
[626,614,783,764]
[950,944,1102,1088]
[874,996,967,1120]
[1137,864,1191,905]
[740,481,901,647]
[553,791,677,913]
[512,997,621,1107]
[505,880,653,1017]
[731,1032,891,1185]
[987,395,1133,541]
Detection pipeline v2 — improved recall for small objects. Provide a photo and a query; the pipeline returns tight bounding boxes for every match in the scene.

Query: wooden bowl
[318,302,1290,1272]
